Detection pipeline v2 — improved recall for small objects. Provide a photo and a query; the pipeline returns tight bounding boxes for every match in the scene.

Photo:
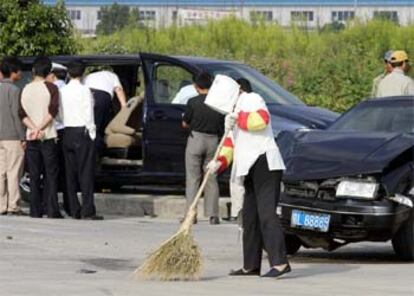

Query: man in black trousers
[46,63,70,215]
[60,60,102,220]
[20,56,62,218]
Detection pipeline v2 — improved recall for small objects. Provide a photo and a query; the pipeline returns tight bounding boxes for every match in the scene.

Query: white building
[44,0,414,34]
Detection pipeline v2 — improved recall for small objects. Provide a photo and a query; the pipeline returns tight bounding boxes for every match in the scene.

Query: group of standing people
[0,56,98,219]
[0,56,126,220]
[182,72,290,278]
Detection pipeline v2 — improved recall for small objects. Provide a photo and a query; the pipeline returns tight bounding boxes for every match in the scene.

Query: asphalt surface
[0,215,413,296]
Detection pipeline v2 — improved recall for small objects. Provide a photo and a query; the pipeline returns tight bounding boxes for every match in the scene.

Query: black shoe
[63,207,71,217]
[30,215,43,218]
[209,216,220,225]
[0,211,7,216]
[229,268,260,276]
[261,264,291,278]
[7,210,28,216]
[82,215,104,220]
[48,214,64,219]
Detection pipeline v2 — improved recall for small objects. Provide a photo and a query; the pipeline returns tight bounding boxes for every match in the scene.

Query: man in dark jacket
[182,72,224,225]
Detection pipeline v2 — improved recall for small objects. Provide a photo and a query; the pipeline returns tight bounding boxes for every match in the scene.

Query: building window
[373,11,399,23]
[139,10,156,21]
[67,10,81,21]
[291,11,314,22]
[250,11,273,22]
[332,11,355,22]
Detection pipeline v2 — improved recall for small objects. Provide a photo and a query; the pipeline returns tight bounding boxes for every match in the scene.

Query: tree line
[82,18,414,112]
[1,1,412,112]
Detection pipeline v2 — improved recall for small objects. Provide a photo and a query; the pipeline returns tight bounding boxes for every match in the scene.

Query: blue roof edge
[42,1,414,7]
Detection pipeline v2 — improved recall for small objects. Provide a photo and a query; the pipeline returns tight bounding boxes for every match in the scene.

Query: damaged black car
[278,96,414,261]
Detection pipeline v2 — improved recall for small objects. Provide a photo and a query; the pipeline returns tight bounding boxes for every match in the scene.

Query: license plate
[291,210,330,232]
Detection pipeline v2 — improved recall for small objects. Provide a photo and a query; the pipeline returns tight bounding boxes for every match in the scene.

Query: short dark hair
[192,71,212,90]
[33,56,52,78]
[0,56,23,78]
[67,60,85,78]
[236,78,252,93]
[52,68,67,80]
[391,61,405,68]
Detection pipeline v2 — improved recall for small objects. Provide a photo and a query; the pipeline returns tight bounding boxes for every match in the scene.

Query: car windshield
[203,63,304,105]
[328,99,414,133]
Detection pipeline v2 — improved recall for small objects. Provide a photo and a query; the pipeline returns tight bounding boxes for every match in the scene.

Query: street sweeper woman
[207,78,291,278]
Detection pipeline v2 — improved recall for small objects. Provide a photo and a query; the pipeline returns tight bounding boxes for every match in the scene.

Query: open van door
[140,53,199,176]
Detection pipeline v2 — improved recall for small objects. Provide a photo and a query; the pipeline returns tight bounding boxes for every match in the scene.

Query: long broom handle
[180,129,232,232]
[180,91,241,232]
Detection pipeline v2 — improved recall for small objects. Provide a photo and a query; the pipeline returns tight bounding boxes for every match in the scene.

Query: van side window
[153,64,195,105]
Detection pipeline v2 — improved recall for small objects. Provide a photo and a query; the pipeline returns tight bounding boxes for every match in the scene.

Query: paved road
[0,215,413,296]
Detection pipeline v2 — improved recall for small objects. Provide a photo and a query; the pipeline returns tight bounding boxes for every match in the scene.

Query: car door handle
[152,110,167,120]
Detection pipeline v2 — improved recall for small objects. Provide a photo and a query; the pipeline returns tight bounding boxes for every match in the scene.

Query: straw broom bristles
[134,169,215,281]
[134,134,229,281]
[134,203,203,281]
[136,230,202,281]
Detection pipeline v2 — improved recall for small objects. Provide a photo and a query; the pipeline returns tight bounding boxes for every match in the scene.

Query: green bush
[0,0,78,56]
[80,18,414,112]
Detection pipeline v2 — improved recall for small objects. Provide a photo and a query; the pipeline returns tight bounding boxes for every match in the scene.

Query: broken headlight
[336,180,379,199]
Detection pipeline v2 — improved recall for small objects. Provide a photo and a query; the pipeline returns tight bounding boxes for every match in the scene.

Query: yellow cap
[390,50,409,63]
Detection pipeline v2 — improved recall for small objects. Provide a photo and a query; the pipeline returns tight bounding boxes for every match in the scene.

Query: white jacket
[228,92,285,216]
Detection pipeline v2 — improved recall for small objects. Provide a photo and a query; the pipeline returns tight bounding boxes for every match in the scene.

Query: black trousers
[91,89,112,155]
[63,127,96,218]
[242,154,287,270]
[26,139,60,218]
[57,129,70,215]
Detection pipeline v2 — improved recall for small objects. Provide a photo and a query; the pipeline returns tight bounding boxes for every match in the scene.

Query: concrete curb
[94,193,232,219]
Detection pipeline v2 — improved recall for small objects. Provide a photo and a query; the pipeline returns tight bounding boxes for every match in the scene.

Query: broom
[134,133,230,281]
[134,74,240,281]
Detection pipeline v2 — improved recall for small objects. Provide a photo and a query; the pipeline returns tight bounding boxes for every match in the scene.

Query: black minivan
[19,53,338,191]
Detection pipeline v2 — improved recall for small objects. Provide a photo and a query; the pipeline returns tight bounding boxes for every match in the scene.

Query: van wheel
[392,209,414,261]
[285,234,302,255]
[19,174,31,203]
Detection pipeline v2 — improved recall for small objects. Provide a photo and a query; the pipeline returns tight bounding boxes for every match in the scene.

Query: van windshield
[203,63,304,106]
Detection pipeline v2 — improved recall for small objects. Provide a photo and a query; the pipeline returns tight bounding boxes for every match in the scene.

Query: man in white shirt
[60,60,102,220]
[376,50,414,97]
[46,63,68,135]
[48,63,67,89]
[172,83,198,105]
[46,63,70,215]
[84,70,127,154]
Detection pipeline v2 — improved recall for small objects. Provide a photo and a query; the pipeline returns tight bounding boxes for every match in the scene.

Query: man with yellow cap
[376,50,414,97]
